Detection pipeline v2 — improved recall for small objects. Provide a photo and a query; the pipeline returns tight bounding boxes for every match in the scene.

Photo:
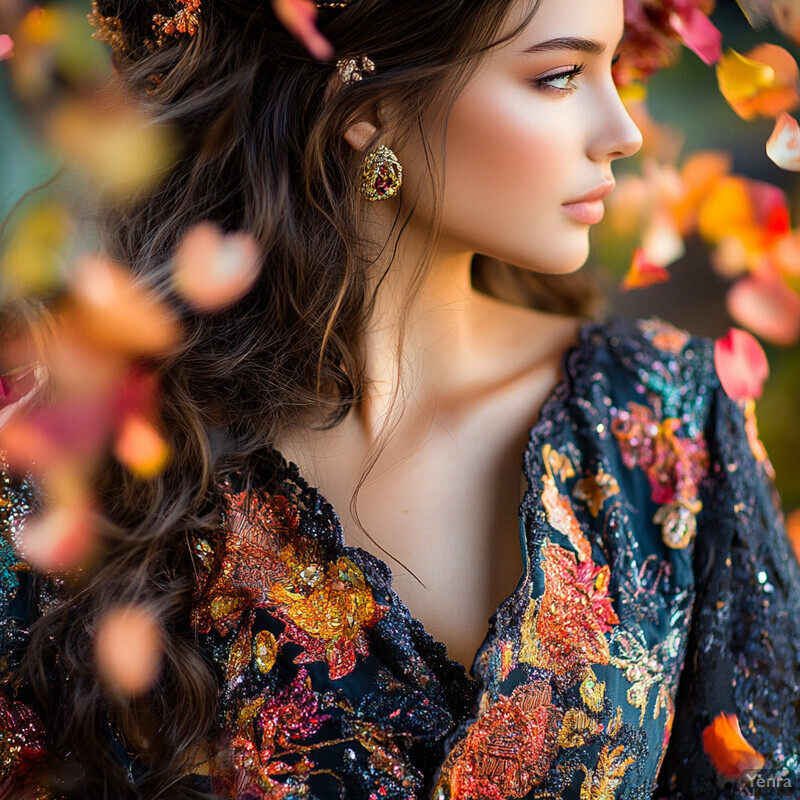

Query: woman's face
[400,0,642,275]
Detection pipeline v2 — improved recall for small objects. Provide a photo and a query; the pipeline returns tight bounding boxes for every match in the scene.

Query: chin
[504,240,591,276]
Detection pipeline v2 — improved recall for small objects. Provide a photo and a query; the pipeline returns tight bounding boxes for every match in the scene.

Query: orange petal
[702,712,766,780]
[172,223,262,311]
[114,414,170,478]
[95,605,162,696]
[271,0,333,61]
[787,508,800,564]
[672,151,733,235]
[717,45,800,120]
[65,255,179,357]
[713,327,769,400]
[772,230,800,278]
[621,248,671,291]
[727,275,800,346]
[767,112,800,171]
[697,176,754,243]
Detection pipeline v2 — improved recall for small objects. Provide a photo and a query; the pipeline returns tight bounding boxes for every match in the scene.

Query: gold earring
[359,144,403,201]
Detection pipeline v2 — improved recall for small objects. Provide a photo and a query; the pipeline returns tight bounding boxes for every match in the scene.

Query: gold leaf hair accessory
[87,0,201,60]
[336,55,376,84]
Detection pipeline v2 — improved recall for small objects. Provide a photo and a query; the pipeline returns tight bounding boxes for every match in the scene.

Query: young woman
[1,0,798,797]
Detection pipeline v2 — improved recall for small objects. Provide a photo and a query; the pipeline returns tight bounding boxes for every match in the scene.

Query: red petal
[714,327,770,400]
[621,248,671,291]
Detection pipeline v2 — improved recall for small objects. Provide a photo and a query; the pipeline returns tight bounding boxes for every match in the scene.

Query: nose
[587,81,644,163]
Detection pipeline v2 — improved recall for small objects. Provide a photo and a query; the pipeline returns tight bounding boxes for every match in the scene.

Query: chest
[273,357,567,673]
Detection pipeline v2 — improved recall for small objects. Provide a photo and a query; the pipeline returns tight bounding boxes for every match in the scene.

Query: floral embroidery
[214,666,331,797]
[573,466,620,518]
[610,400,709,549]
[540,445,592,562]
[269,543,386,680]
[193,489,389,682]
[520,538,619,675]
[435,680,562,800]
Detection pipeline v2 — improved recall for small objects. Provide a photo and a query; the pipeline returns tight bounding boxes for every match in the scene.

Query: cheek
[441,84,575,230]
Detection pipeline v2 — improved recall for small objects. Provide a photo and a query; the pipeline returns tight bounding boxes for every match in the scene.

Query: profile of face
[348,0,643,276]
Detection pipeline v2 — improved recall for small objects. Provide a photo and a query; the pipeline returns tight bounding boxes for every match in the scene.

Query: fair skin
[275,0,642,671]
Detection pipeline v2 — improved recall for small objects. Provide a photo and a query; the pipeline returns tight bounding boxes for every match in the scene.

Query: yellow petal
[717,48,776,115]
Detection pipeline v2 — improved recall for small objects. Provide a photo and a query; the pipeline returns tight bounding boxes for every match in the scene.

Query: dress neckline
[262,316,599,681]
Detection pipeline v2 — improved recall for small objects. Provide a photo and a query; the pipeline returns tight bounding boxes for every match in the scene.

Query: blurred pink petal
[0,395,115,471]
[16,497,97,572]
[727,275,800,345]
[272,0,333,61]
[173,223,262,311]
[766,112,800,171]
[0,34,13,61]
[714,327,770,400]
[95,605,162,696]
[669,8,722,65]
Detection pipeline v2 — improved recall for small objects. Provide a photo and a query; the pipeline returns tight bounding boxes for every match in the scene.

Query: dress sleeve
[656,385,800,798]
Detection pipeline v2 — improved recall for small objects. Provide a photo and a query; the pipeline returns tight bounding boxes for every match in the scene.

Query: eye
[533,63,585,94]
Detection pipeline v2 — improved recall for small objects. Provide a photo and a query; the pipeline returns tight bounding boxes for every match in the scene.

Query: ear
[323,72,383,154]
[343,120,379,153]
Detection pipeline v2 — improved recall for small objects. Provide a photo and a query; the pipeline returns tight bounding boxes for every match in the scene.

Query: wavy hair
[8,0,601,795]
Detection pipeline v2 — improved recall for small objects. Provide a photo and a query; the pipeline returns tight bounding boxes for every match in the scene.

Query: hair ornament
[336,55,376,84]
[87,0,201,60]
[152,0,202,43]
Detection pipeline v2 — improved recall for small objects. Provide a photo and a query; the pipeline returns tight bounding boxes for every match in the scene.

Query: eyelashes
[533,53,623,95]
[534,63,586,94]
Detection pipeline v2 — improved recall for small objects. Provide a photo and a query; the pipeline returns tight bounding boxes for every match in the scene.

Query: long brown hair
[11,0,600,795]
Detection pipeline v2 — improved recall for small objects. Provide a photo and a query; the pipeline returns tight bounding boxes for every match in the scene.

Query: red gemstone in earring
[374,167,394,195]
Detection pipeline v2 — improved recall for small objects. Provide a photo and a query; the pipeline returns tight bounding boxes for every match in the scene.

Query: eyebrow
[521,34,624,57]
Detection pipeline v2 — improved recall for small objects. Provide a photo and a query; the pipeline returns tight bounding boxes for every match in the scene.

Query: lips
[563,181,616,205]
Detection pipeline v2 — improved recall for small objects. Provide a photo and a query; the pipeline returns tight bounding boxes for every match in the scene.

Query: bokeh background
[1,0,799,513]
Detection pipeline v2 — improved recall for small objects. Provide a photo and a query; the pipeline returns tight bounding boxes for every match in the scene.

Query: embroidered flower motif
[438,680,562,800]
[610,401,709,549]
[520,539,620,675]
[214,667,329,798]
[193,489,387,682]
[540,445,592,562]
[269,543,387,680]
[573,467,621,518]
